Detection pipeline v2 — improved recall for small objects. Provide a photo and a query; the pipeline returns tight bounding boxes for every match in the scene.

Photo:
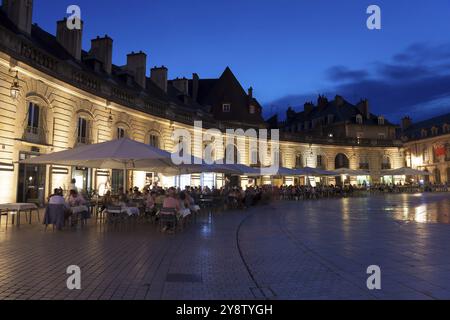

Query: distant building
[401,114,450,183]
[269,95,397,141]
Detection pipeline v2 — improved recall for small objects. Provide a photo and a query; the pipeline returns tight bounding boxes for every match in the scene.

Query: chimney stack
[56,18,83,61]
[125,51,147,88]
[150,66,168,93]
[317,95,328,109]
[172,77,189,95]
[2,0,33,35]
[334,95,344,107]
[401,116,412,131]
[90,35,113,75]
[192,73,199,102]
[304,102,314,114]
[356,99,370,119]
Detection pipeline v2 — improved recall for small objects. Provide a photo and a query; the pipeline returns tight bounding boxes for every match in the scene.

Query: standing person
[69,178,77,193]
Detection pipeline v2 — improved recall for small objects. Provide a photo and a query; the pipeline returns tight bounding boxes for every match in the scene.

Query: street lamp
[10,70,20,100]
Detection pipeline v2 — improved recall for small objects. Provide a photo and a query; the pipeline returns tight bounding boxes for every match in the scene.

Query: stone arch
[335,153,350,169]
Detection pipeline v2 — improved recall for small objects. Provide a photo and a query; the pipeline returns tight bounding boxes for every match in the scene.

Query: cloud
[265,42,450,122]
[326,66,369,82]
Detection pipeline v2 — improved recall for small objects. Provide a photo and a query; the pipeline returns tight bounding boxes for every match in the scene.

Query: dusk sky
[34,0,450,123]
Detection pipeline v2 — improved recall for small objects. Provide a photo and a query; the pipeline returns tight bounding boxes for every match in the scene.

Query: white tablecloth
[0,203,38,211]
[107,206,140,216]
[71,205,89,214]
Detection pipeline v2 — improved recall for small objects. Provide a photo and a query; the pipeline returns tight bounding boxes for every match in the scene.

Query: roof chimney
[125,51,147,88]
[2,0,33,35]
[317,95,328,109]
[401,116,412,131]
[90,35,113,75]
[192,73,199,102]
[304,102,314,114]
[150,66,168,93]
[56,18,83,61]
[172,77,189,95]
[357,99,370,119]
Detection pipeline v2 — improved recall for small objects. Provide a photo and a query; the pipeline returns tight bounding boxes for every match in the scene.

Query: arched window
[249,105,256,114]
[423,147,429,164]
[431,127,439,136]
[295,154,304,168]
[335,153,349,169]
[77,116,91,145]
[443,124,450,134]
[378,116,385,125]
[382,156,391,170]
[117,127,126,139]
[23,99,50,145]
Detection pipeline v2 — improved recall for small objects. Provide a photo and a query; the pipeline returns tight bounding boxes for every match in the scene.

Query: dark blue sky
[34,0,450,123]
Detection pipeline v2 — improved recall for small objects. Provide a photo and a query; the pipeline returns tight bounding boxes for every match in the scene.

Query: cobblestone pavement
[1,193,450,300]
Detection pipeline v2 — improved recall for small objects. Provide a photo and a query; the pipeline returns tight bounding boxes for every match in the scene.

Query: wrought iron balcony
[23,126,47,145]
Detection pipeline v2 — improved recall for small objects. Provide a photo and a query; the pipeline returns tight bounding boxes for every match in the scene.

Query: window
[117,127,126,139]
[77,117,89,144]
[295,154,304,168]
[423,147,429,164]
[421,129,428,138]
[222,103,231,112]
[149,133,160,148]
[250,149,259,166]
[356,114,363,124]
[443,124,450,133]
[27,102,40,133]
[317,155,325,169]
[378,116,385,125]
[249,105,256,114]
[359,155,369,170]
[378,133,386,140]
[382,156,391,170]
[431,127,439,136]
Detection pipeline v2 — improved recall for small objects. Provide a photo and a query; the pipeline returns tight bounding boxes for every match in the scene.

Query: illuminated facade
[402,115,450,184]
[0,0,405,205]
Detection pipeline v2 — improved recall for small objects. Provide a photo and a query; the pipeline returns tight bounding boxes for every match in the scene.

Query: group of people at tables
[47,180,90,227]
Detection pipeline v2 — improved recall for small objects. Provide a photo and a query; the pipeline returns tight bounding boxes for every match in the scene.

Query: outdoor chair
[43,204,66,231]
[106,205,125,224]
[159,208,177,233]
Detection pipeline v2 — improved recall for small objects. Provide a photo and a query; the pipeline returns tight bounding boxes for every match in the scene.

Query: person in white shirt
[48,188,69,208]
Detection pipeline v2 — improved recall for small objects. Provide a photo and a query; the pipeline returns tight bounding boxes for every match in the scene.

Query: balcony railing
[280,133,403,147]
[76,136,93,145]
[23,126,47,145]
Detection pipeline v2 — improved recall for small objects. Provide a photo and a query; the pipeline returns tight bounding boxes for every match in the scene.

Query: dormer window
[249,105,256,114]
[421,129,428,138]
[356,114,363,124]
[443,124,450,133]
[378,116,385,125]
[431,127,439,136]
[222,103,231,113]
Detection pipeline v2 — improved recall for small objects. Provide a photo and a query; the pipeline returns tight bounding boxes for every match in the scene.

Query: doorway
[17,153,46,207]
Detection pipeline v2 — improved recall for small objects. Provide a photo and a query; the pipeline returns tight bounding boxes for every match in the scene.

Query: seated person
[178,192,191,218]
[49,188,68,208]
[68,189,86,207]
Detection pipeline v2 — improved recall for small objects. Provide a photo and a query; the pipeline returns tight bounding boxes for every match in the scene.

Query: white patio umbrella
[294,167,336,177]
[381,167,431,176]
[19,138,174,170]
[332,168,371,176]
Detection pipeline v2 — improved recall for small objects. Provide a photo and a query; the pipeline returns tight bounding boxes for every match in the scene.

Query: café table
[0,203,39,226]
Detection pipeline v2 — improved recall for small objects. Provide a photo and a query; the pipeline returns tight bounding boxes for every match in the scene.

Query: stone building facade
[402,114,450,184]
[0,0,405,205]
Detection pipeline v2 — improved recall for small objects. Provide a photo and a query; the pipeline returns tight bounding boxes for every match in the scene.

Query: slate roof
[402,113,450,140]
